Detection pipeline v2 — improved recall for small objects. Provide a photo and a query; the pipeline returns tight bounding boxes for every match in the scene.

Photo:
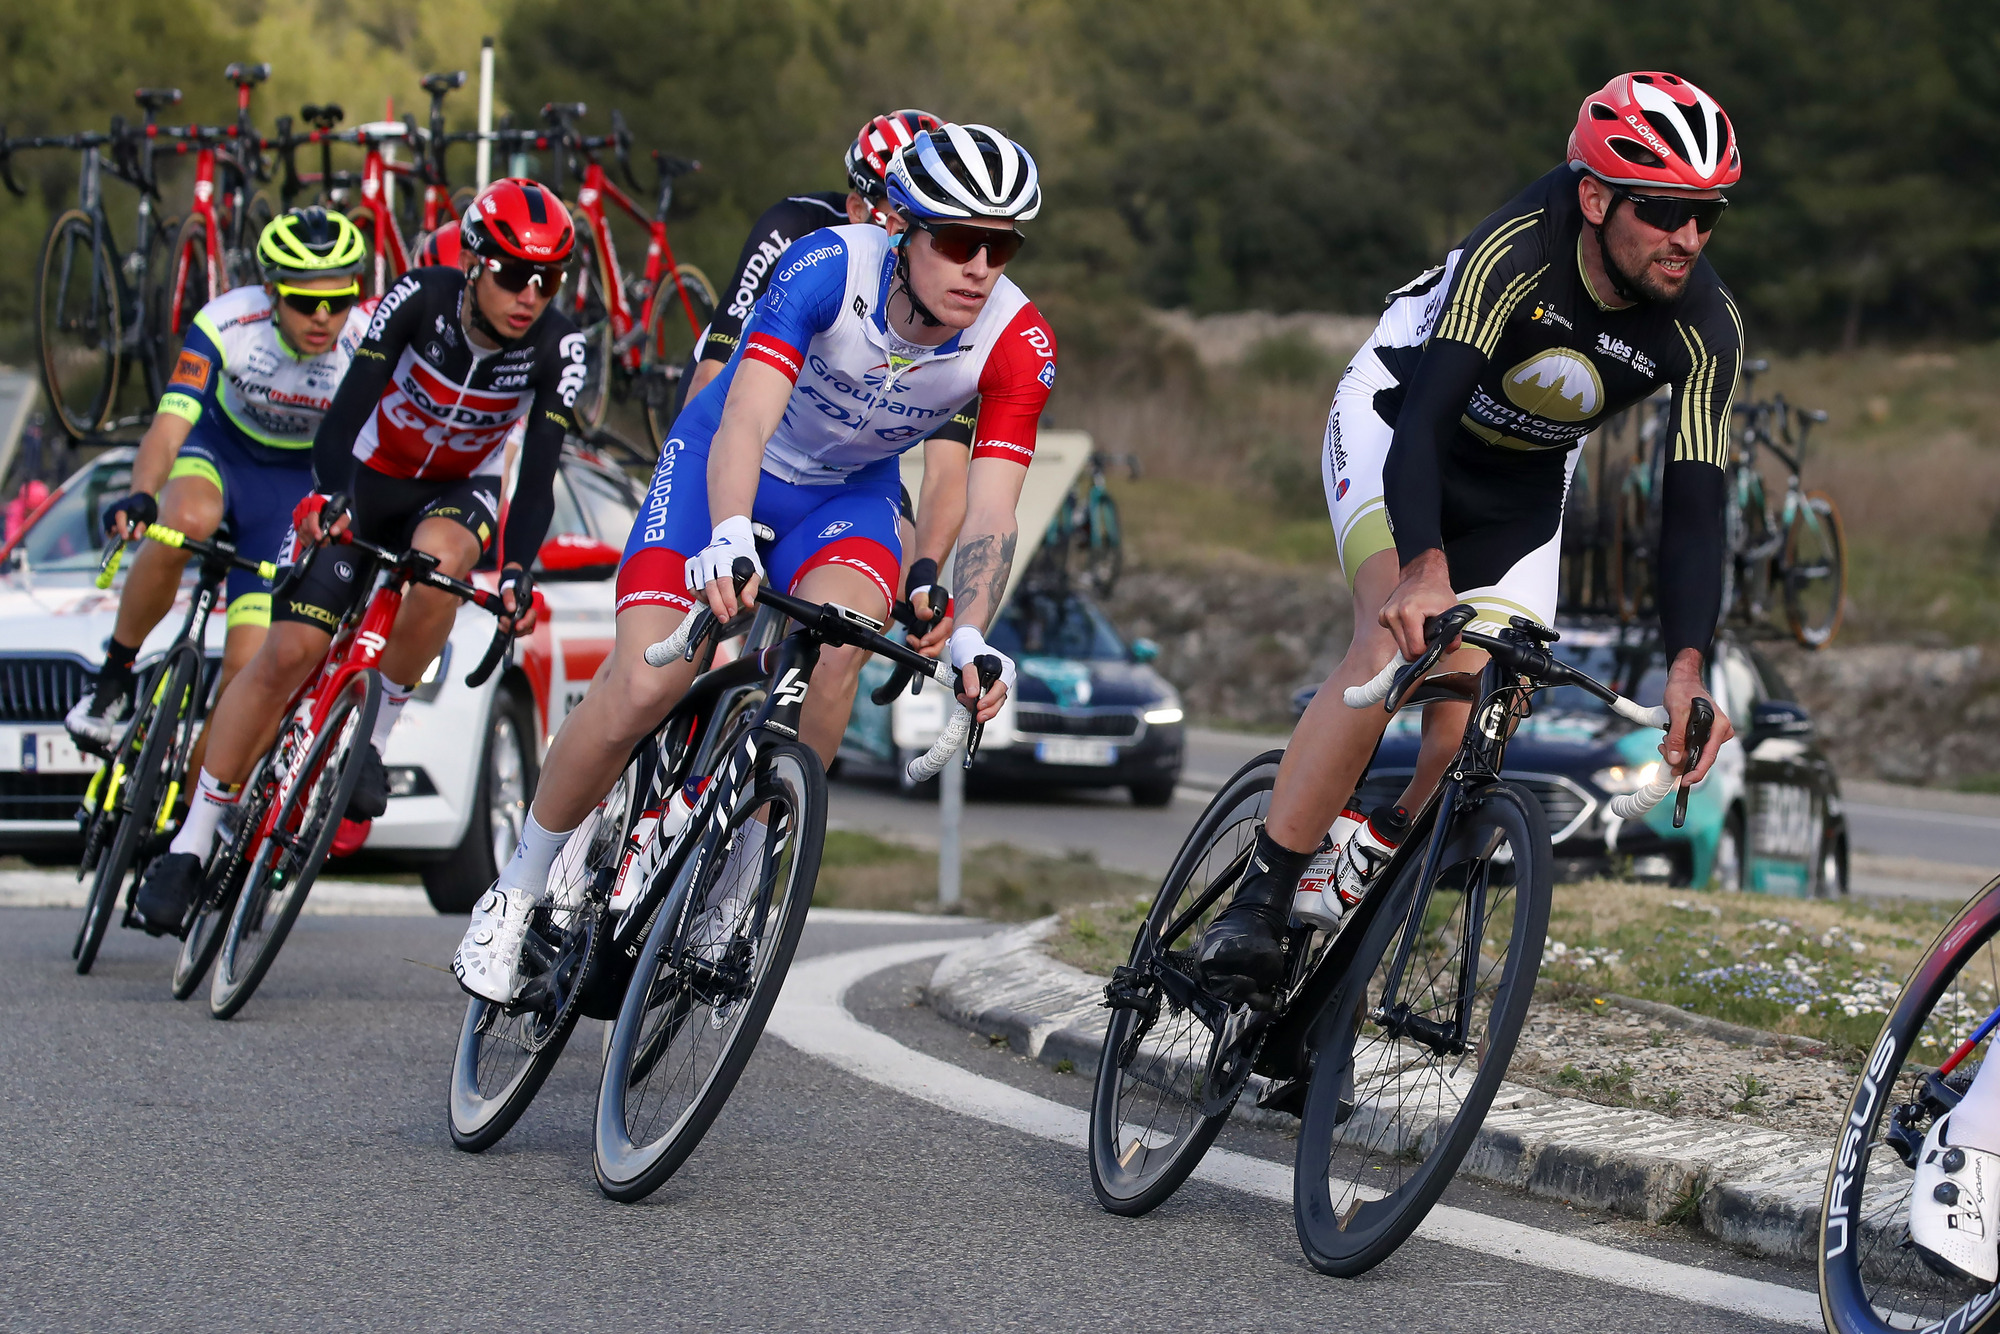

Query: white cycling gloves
[948,626,1016,696]
[684,514,764,596]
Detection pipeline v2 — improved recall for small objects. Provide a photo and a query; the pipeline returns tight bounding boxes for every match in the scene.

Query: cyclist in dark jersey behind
[133,178,582,933]
[1196,72,1743,1005]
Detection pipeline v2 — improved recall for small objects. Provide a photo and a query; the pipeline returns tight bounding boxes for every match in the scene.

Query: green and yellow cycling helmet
[258,207,367,282]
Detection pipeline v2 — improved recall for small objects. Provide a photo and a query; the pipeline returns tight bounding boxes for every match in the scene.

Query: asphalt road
[2,906,1823,1331]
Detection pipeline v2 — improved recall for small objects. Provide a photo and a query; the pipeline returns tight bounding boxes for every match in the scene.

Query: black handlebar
[870,589,951,705]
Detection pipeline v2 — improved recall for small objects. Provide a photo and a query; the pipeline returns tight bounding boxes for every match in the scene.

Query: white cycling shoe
[452,881,545,1003]
[65,687,127,756]
[1910,1112,2000,1285]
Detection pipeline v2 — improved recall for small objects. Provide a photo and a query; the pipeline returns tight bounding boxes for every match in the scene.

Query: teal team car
[1299,622,1847,895]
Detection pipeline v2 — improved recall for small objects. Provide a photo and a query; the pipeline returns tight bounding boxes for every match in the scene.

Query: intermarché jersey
[674,223,1055,485]
[1350,165,1742,469]
[158,286,372,463]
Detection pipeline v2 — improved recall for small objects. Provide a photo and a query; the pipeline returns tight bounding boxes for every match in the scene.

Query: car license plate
[0,727,101,775]
[1036,738,1117,767]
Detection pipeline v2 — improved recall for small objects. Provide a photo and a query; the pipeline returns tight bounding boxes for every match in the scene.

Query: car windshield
[13,460,132,573]
[987,591,1128,661]
[1539,637,1669,716]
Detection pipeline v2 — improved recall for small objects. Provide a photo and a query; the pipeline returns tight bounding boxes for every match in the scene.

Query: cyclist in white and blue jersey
[453,124,1058,1002]
[65,209,371,758]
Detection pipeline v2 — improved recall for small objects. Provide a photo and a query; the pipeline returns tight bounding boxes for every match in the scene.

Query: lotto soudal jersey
[157,286,372,463]
[676,224,1055,484]
[311,265,581,569]
[700,192,849,365]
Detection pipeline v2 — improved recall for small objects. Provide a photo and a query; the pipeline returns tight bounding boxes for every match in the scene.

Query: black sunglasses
[275,282,360,317]
[1613,189,1728,235]
[911,218,1025,267]
[483,257,566,294]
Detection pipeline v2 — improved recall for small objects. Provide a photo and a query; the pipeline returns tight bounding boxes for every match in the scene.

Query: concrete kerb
[923,918,1847,1262]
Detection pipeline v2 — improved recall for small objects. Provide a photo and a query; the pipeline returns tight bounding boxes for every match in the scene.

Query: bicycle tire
[172,748,279,1000]
[640,264,718,446]
[1294,781,1552,1277]
[36,208,121,441]
[210,671,381,1019]
[448,761,634,1151]
[343,205,400,299]
[137,214,181,402]
[74,649,197,973]
[162,214,216,354]
[1082,490,1122,596]
[564,230,618,439]
[1786,490,1848,649]
[1818,876,2000,1334]
[224,195,275,290]
[594,738,825,1202]
[1089,749,1281,1215]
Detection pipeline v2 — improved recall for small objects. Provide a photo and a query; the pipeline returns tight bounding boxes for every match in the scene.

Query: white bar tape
[1608,769,1679,820]
[1612,699,1671,729]
[1342,655,1410,709]
[644,610,709,668]
[906,706,973,783]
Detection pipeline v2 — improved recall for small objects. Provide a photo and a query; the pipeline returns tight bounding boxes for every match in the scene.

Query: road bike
[1725,394,1847,649]
[1036,451,1134,596]
[446,558,992,1198]
[1817,874,2000,1333]
[201,527,518,1018]
[6,92,184,441]
[70,523,277,974]
[155,63,278,357]
[538,102,716,448]
[1089,604,1707,1275]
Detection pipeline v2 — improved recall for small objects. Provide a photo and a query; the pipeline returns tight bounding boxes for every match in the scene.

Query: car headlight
[1144,706,1184,726]
[412,643,454,702]
[1591,761,1661,795]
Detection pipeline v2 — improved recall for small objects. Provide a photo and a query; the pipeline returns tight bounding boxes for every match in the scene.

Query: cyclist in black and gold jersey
[1199,72,1744,1003]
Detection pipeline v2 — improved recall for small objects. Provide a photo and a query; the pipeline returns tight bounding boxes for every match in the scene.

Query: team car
[0,444,643,911]
[1295,621,1848,894]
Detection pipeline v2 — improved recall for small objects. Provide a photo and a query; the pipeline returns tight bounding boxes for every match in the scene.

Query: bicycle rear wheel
[36,208,120,441]
[161,215,217,357]
[1089,750,1280,1215]
[449,761,634,1151]
[563,230,618,438]
[1082,491,1123,596]
[1294,781,1552,1277]
[1819,878,2000,1334]
[210,672,380,1019]
[1785,490,1848,649]
[594,738,825,1202]
[74,650,197,972]
[640,264,718,446]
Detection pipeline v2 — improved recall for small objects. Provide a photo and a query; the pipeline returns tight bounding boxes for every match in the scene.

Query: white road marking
[768,939,1822,1330]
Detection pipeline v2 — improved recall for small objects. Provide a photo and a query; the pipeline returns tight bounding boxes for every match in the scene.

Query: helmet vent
[1634,74,1656,84]
[493,219,522,250]
[1609,137,1666,169]
[1640,109,1690,162]
[1589,102,1618,121]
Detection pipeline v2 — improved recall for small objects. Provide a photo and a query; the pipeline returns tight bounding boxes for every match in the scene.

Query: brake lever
[465,628,513,688]
[1672,696,1716,830]
[611,109,640,191]
[0,130,23,198]
[962,654,1002,767]
[869,587,950,706]
[1384,603,1477,712]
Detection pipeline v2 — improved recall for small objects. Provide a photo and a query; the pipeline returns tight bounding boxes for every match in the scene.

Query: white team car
[0,444,641,911]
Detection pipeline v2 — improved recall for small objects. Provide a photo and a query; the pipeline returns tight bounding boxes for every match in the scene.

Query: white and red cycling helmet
[1568,72,1740,191]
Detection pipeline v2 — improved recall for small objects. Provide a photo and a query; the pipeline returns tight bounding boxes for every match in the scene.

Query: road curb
[923,920,1853,1260]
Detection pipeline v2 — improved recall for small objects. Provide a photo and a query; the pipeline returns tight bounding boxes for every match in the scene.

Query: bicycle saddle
[543,101,587,124]
[302,103,344,129]
[224,62,271,87]
[423,71,468,94]
[133,88,183,112]
[652,151,699,178]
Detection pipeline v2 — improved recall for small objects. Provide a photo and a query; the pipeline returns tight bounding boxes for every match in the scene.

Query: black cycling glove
[104,492,157,535]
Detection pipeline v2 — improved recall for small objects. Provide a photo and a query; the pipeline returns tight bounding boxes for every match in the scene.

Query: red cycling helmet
[419,223,462,268]
[1568,72,1741,191]
[845,110,943,197]
[459,177,575,264]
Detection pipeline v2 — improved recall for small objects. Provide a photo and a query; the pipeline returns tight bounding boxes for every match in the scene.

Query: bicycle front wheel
[1082,491,1123,596]
[640,264,718,446]
[1819,878,2000,1333]
[449,761,634,1151]
[36,208,120,440]
[1089,749,1281,1215]
[563,230,618,438]
[1785,490,1848,649]
[172,749,279,1000]
[594,738,825,1202]
[210,671,380,1019]
[1294,781,1552,1277]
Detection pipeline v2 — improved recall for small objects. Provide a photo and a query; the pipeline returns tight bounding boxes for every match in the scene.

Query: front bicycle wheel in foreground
[210,673,379,1019]
[595,740,824,1202]
[1294,781,1551,1277]
[1818,877,2000,1334]
[1089,749,1280,1215]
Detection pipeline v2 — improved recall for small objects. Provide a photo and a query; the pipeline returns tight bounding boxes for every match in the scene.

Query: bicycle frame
[571,159,703,368]
[348,122,419,292]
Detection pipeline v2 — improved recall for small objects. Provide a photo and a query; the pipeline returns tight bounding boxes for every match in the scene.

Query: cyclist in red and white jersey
[134,179,582,931]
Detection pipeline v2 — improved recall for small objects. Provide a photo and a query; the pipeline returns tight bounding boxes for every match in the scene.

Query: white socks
[169,769,240,860]
[495,810,577,900]
[1952,1050,2000,1154]
[371,681,413,751]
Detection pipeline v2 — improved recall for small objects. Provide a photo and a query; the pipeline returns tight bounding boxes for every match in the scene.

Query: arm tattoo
[954,530,1017,631]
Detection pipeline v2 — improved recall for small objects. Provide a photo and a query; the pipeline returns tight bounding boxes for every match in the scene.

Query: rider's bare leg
[187,620,265,783]
[376,518,481,688]
[192,621,334,789]
[110,474,223,649]
[789,562,890,766]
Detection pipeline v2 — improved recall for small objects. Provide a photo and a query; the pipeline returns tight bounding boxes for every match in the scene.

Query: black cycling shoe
[1195,873,1294,1009]
[134,852,204,938]
[344,743,388,822]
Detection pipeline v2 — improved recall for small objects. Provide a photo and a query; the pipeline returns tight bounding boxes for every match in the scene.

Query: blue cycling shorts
[166,423,315,627]
[617,437,903,616]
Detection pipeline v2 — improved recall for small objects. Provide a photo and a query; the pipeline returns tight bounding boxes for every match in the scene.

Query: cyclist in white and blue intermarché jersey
[64,208,372,757]
[453,124,1057,1002]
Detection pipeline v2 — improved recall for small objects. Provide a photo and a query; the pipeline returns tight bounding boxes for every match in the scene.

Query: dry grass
[810,830,1153,922]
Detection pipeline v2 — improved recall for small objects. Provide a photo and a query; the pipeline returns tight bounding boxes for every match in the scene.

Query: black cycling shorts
[271,467,502,631]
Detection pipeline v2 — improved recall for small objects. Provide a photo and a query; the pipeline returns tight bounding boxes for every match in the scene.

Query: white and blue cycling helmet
[886,124,1041,223]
